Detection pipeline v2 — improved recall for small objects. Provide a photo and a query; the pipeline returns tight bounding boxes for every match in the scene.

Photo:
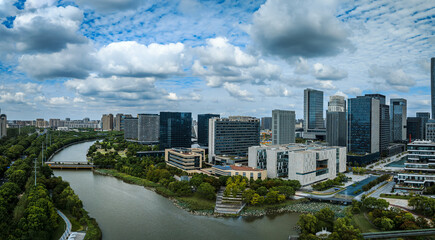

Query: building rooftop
[409,140,435,145]
[213,165,263,172]
[252,143,345,153]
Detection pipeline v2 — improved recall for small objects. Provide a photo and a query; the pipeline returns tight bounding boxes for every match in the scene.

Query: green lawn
[244,198,308,211]
[64,211,83,231]
[352,213,379,233]
[380,194,412,200]
[176,194,215,211]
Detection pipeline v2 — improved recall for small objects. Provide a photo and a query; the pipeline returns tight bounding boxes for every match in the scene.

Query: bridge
[295,194,352,205]
[362,228,435,239]
[46,162,94,170]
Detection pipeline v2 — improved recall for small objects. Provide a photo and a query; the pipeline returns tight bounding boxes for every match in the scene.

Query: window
[250,172,254,179]
[235,172,239,176]
[243,172,246,177]
[258,173,261,178]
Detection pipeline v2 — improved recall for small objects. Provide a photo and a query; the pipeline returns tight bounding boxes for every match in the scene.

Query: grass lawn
[352,213,379,233]
[64,211,84,231]
[51,215,66,240]
[96,148,127,157]
[244,198,308,211]
[379,194,411,200]
[176,194,215,211]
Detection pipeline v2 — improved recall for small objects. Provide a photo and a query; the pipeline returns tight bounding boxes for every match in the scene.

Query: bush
[197,182,216,200]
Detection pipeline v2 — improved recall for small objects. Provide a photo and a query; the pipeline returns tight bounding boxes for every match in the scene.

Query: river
[53,141,300,240]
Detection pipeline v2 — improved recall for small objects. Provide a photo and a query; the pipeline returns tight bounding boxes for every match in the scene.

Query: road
[57,209,71,240]
[369,181,395,198]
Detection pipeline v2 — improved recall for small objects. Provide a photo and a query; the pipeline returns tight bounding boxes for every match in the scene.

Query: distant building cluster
[9,118,100,130]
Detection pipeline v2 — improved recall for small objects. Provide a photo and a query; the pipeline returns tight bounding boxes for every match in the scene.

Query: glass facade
[159,112,192,149]
[197,114,219,146]
[348,97,372,154]
[390,99,407,141]
[431,58,435,119]
[214,119,260,156]
[304,89,324,131]
[365,94,389,152]
[407,117,423,140]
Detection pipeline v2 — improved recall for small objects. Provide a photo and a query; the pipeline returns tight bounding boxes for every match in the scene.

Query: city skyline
[0,0,433,120]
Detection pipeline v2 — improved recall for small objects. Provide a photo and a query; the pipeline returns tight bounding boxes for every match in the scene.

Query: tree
[298,214,318,235]
[256,186,268,196]
[332,218,363,240]
[250,193,264,205]
[168,181,192,197]
[9,170,27,190]
[0,182,21,211]
[272,186,295,199]
[197,182,216,200]
[242,189,256,203]
[265,190,285,204]
[315,207,335,231]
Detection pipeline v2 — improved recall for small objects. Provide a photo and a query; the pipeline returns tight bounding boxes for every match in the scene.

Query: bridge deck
[45,162,94,169]
[362,228,435,239]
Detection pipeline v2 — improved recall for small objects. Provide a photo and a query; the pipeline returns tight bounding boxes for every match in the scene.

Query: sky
[0,0,433,120]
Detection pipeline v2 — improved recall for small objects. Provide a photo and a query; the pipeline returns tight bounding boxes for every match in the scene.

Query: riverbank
[93,168,346,218]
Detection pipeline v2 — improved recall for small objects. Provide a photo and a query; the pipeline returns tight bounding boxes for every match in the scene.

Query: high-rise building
[431,58,435,119]
[0,113,6,138]
[49,119,61,128]
[36,118,45,128]
[365,94,390,152]
[304,88,324,130]
[124,117,138,140]
[272,110,295,145]
[390,98,407,142]
[417,112,430,139]
[208,117,260,163]
[304,88,325,139]
[261,117,272,130]
[197,114,220,146]
[348,96,380,154]
[101,114,114,131]
[138,114,159,142]
[407,117,423,141]
[326,95,347,147]
[159,112,192,150]
[114,114,124,131]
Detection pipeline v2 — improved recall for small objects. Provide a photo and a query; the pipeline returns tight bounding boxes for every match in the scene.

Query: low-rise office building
[212,165,267,180]
[248,144,346,186]
[214,155,248,165]
[394,140,435,190]
[165,148,205,171]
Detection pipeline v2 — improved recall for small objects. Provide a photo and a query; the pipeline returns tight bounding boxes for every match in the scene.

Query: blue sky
[0,0,433,120]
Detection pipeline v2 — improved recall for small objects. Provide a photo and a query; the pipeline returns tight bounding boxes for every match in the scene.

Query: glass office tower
[348,96,380,154]
[197,113,220,146]
[159,112,192,149]
[304,89,324,131]
[390,98,407,141]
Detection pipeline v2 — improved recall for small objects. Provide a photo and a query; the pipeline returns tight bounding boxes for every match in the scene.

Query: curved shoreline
[92,168,346,218]
[47,138,102,162]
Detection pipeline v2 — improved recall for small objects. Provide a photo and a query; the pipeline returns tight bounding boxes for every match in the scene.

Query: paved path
[369,181,395,198]
[57,209,71,240]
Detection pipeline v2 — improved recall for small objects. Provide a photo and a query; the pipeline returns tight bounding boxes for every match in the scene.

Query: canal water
[53,141,300,240]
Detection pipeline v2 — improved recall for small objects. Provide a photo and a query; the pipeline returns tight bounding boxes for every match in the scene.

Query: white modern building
[272,110,295,145]
[248,144,346,186]
[395,141,435,190]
